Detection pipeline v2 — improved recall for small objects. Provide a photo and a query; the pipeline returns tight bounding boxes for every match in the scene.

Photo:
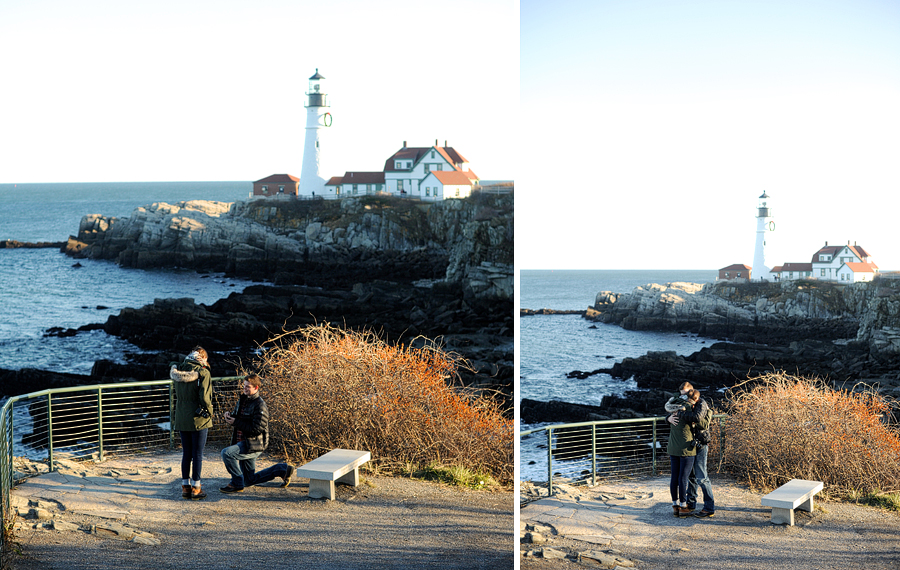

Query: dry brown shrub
[248,324,512,483]
[721,371,900,496]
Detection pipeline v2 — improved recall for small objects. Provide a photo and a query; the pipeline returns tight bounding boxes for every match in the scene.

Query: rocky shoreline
[523,279,900,423]
[1,194,513,409]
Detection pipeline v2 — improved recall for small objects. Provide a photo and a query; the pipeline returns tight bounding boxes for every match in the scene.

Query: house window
[425,187,430,196]
[398,180,404,192]
[261,185,268,193]
[455,188,460,197]
[435,164,442,171]
[431,150,435,158]
[278,185,285,193]
[424,164,430,173]
[353,184,358,194]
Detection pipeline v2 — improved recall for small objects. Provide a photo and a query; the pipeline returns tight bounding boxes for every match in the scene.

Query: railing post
[47,394,54,472]
[652,418,658,476]
[97,388,104,463]
[591,423,597,487]
[547,427,553,497]
[169,383,175,451]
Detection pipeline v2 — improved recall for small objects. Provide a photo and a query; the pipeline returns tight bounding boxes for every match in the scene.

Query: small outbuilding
[253,174,299,198]
[718,264,751,281]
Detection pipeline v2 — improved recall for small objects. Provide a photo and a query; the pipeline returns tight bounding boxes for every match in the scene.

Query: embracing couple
[665,381,715,518]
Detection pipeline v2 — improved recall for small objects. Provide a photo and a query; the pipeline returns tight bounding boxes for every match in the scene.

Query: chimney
[403,141,407,148]
[444,140,447,147]
[435,139,439,146]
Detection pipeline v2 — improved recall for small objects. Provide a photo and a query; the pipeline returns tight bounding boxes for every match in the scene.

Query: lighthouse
[299,69,331,197]
[752,191,773,281]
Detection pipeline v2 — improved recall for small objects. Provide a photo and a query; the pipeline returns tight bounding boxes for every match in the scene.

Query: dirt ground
[519,475,900,570]
[4,448,513,570]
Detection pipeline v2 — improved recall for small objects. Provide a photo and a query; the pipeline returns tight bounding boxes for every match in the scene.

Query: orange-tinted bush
[250,324,512,483]
[721,372,900,496]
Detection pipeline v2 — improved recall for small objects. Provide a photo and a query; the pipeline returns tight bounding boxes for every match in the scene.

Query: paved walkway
[6,448,513,570]
[520,475,900,570]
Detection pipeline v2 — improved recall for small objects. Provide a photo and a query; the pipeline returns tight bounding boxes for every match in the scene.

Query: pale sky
[0,0,518,184]
[520,0,900,271]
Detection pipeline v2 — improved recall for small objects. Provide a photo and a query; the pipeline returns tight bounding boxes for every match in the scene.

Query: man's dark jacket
[230,392,269,452]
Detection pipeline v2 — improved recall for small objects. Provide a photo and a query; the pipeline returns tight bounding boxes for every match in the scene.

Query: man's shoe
[672,505,680,517]
[191,486,207,500]
[219,484,244,494]
[677,506,695,516]
[281,465,296,488]
[695,509,715,518]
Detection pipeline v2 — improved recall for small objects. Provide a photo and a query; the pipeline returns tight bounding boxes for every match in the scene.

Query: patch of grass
[413,462,500,490]
[850,490,900,511]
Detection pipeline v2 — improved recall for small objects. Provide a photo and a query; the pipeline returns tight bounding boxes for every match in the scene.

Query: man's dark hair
[246,373,262,388]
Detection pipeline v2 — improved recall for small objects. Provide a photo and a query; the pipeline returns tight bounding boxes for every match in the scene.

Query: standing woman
[170,346,213,500]
[666,388,699,516]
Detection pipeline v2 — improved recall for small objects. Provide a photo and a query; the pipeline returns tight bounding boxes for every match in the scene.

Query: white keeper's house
[771,242,879,283]
[322,141,479,201]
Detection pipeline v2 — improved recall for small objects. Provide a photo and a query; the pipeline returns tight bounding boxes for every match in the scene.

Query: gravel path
[5,448,513,570]
[520,475,900,570]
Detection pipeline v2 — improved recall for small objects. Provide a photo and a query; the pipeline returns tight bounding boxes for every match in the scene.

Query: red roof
[383,145,465,172]
[719,264,751,272]
[430,170,473,186]
[254,174,299,184]
[842,262,878,273]
[772,263,812,273]
[811,244,870,262]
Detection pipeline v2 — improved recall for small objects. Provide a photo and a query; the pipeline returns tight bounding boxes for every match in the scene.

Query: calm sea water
[0,182,253,376]
[518,269,718,481]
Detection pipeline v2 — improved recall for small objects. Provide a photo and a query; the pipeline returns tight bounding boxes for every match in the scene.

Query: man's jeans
[221,441,262,488]
[221,441,290,488]
[687,443,715,512]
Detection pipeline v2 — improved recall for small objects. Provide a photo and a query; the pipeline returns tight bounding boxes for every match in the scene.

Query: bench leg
[770,507,795,526]
[336,467,360,487]
[798,495,814,513]
[308,479,336,501]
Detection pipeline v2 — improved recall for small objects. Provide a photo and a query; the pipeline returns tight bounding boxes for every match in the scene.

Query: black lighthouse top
[757,191,771,218]
[306,69,328,108]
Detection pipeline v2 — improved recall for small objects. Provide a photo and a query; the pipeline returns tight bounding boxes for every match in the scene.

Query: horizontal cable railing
[520,415,727,498]
[0,375,244,544]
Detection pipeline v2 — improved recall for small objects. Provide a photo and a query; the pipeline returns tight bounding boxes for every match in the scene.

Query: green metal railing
[0,376,243,543]
[520,414,727,497]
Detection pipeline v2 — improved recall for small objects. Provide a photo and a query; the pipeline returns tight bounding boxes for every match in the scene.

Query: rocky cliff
[588,279,900,357]
[67,193,513,300]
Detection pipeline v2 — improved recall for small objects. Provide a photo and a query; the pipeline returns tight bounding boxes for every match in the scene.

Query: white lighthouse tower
[752,191,773,281]
[299,69,331,197]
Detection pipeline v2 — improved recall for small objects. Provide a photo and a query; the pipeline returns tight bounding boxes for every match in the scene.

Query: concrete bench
[760,479,824,525]
[296,449,371,500]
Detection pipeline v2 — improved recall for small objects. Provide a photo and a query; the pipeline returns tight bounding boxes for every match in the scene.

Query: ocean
[0,181,254,375]
[518,269,719,481]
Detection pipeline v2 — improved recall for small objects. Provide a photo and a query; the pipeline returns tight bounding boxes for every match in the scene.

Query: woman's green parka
[170,357,213,431]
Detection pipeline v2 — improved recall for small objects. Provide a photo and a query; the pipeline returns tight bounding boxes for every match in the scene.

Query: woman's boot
[191,485,207,500]
[182,485,192,499]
